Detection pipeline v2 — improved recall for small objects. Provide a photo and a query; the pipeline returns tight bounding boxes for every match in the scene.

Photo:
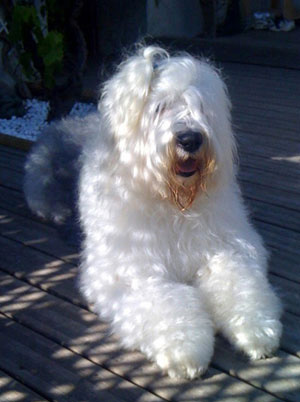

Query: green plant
[8,2,64,89]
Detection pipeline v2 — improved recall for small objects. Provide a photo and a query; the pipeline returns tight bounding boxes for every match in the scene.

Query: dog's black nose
[176,131,203,153]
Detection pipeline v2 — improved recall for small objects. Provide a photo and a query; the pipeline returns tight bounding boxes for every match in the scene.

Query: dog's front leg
[82,272,214,379]
[198,254,282,360]
[113,281,215,379]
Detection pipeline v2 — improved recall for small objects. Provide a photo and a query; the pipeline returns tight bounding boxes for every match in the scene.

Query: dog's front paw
[155,340,214,380]
[234,320,282,360]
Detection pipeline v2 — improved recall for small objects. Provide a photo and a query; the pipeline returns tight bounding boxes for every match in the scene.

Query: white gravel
[0,99,97,141]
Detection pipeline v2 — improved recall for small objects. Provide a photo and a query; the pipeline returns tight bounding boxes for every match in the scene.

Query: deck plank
[0,235,81,305]
[0,314,163,402]
[0,369,47,402]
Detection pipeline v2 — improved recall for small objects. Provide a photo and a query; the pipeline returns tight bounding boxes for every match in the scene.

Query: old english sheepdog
[24,45,282,379]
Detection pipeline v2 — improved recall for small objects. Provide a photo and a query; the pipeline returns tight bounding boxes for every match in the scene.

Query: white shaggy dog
[24,46,282,379]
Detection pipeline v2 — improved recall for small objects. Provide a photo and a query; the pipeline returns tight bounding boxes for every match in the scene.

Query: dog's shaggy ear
[100,46,169,136]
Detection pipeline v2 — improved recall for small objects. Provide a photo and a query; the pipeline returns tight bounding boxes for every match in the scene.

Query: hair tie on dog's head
[153,61,160,70]
[152,52,168,72]
[142,46,169,72]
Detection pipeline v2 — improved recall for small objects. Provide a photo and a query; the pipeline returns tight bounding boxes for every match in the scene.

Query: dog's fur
[24,46,282,379]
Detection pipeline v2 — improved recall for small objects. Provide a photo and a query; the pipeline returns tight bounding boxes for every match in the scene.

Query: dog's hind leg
[24,121,81,223]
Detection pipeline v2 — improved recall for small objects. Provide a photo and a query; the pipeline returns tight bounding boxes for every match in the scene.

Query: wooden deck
[0,61,300,401]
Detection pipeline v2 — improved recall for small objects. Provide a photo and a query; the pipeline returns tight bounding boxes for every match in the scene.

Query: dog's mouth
[175,158,198,177]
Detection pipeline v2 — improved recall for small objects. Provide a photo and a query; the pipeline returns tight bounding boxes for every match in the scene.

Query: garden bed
[0,99,96,143]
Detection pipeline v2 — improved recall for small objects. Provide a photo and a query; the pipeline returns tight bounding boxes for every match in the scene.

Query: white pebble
[0,99,97,141]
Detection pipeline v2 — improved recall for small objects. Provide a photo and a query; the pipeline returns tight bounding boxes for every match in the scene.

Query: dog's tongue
[176,158,197,174]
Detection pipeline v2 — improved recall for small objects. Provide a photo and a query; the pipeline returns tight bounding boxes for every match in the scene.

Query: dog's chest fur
[112,196,214,283]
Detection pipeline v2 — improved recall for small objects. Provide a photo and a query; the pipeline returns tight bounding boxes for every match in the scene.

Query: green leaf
[37,31,64,88]
[9,5,42,43]
[37,31,64,66]
[8,3,67,89]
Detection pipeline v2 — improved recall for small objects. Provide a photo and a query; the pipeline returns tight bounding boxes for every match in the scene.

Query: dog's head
[100,46,236,210]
